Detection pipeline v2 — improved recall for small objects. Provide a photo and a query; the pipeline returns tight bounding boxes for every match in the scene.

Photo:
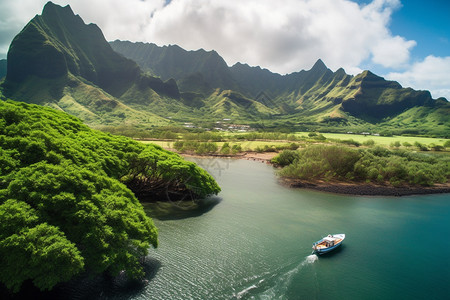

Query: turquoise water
[31,158,450,299]
[132,158,450,300]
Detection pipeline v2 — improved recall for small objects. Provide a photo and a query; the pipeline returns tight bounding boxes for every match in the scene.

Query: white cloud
[139,0,416,74]
[0,0,166,58]
[0,0,416,76]
[0,0,47,56]
[371,36,416,68]
[387,56,450,100]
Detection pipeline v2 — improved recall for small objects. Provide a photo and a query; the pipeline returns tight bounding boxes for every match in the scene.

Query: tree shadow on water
[143,196,222,220]
[1,258,162,300]
[99,257,162,299]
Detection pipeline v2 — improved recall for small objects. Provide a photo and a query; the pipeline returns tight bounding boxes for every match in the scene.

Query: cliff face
[6,2,142,97]
[340,71,433,119]
[0,59,6,79]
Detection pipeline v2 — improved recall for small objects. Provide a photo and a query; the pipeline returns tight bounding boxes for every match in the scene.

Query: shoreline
[280,178,450,197]
[179,152,450,197]
[180,151,277,164]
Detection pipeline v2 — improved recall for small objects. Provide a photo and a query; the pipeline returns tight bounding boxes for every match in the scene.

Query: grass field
[294,132,448,146]
[141,131,449,151]
[139,130,449,154]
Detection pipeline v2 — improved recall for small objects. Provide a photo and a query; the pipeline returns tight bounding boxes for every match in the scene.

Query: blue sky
[384,0,450,58]
[356,0,450,74]
[0,0,449,99]
[391,0,449,58]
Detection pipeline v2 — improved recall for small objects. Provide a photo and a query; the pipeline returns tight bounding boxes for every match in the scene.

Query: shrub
[220,142,231,155]
[390,141,401,148]
[363,139,375,146]
[402,142,412,148]
[231,144,242,154]
[414,141,428,151]
[341,139,361,147]
[271,150,300,166]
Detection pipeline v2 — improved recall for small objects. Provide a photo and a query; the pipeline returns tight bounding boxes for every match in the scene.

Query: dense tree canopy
[274,145,449,187]
[0,100,220,292]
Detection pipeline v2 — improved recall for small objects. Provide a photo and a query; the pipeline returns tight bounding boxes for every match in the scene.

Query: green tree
[0,100,221,292]
[402,141,412,148]
[220,142,231,155]
[363,139,375,146]
[414,141,428,151]
[271,150,300,166]
[231,144,242,154]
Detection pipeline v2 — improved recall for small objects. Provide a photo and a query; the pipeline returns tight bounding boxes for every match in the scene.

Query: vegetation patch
[273,145,449,187]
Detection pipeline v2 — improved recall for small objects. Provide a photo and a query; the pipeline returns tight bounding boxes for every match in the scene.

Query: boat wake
[304,254,318,264]
[233,254,318,299]
[234,278,266,299]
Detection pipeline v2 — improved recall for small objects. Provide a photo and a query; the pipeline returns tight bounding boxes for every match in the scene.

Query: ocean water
[32,158,450,299]
[134,158,450,300]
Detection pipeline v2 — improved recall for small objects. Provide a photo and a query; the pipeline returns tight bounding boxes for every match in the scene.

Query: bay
[134,158,450,300]
[50,157,450,299]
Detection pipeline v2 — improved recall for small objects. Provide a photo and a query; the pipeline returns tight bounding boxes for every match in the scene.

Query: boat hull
[314,242,343,255]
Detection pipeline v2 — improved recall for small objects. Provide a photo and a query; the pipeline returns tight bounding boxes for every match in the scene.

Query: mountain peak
[335,67,346,75]
[42,1,75,18]
[360,70,377,77]
[310,59,327,72]
[5,1,145,95]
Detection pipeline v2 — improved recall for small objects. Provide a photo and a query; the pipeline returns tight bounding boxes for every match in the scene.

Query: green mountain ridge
[112,40,449,135]
[1,2,179,127]
[1,2,448,136]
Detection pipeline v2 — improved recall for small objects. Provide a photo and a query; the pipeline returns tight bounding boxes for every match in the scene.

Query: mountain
[111,40,449,135]
[1,2,448,136]
[110,40,238,95]
[0,59,6,79]
[1,2,181,127]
